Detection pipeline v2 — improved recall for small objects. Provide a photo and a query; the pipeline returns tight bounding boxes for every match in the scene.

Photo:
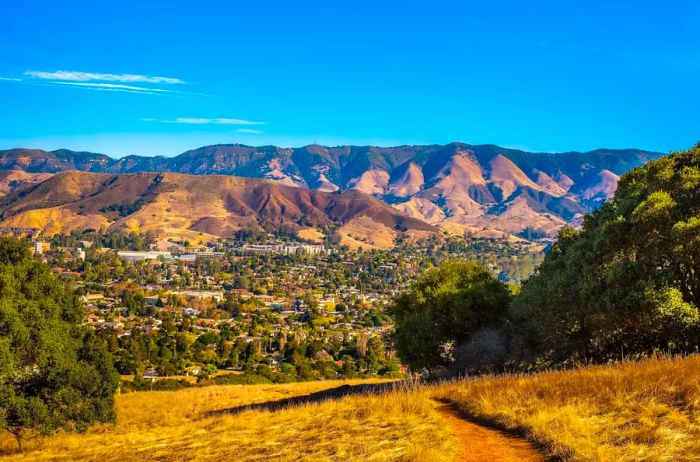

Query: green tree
[391,260,511,373]
[513,144,700,365]
[0,237,118,447]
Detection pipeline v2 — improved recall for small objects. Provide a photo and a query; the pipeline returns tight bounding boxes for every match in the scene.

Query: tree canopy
[391,260,511,372]
[0,237,118,446]
[393,145,700,374]
[512,144,700,365]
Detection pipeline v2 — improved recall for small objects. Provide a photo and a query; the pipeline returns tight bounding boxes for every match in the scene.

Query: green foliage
[0,237,118,444]
[391,260,511,372]
[512,144,700,365]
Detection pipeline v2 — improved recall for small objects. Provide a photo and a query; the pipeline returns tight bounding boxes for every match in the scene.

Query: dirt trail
[433,401,546,462]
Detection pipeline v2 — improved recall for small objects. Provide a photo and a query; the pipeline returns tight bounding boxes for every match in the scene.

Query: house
[182,307,201,316]
[80,293,106,304]
[143,368,159,380]
[230,288,253,299]
[97,321,124,330]
[85,313,101,324]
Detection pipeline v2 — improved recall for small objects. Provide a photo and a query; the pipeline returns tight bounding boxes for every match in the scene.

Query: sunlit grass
[0,379,457,462]
[433,355,700,461]
[5,356,699,461]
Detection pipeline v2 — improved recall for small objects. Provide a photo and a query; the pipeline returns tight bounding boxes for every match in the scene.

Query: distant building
[234,243,325,255]
[193,251,225,261]
[117,250,173,262]
[168,289,224,303]
[80,293,106,305]
[230,288,254,299]
[178,254,197,264]
[33,240,50,255]
[318,297,336,311]
[66,246,86,260]
[178,252,225,264]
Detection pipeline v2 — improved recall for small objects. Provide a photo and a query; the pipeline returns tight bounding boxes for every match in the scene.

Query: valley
[2,2,695,460]
[0,143,661,241]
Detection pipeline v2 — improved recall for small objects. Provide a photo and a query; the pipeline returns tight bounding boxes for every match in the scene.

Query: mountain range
[0,171,437,249]
[0,143,662,244]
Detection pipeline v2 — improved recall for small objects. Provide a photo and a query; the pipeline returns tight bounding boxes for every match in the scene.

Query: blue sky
[1,1,698,157]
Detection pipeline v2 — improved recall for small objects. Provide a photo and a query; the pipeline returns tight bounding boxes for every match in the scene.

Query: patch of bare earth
[433,401,545,462]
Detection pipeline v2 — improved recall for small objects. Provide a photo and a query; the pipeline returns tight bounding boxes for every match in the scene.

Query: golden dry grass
[432,355,700,461]
[5,357,698,461]
[1,379,457,462]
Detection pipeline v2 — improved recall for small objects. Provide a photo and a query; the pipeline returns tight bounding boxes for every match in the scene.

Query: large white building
[167,289,225,303]
[235,243,325,255]
[33,240,50,255]
[117,251,173,262]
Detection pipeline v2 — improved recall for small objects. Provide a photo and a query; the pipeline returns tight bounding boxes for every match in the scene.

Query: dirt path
[433,401,546,462]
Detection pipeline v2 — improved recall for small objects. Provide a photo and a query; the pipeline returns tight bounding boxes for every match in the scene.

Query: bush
[391,260,511,374]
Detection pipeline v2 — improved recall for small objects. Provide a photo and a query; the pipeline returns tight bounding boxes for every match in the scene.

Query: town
[12,226,543,388]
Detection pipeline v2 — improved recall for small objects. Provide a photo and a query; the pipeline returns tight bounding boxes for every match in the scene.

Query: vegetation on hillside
[0,237,117,447]
[513,144,700,365]
[393,145,700,374]
[392,260,511,372]
[0,379,456,461]
[2,145,698,459]
[4,355,699,461]
[434,355,700,461]
[40,228,542,386]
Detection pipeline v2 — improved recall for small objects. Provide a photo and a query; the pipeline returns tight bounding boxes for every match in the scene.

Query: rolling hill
[2,356,698,461]
[0,143,662,238]
[0,171,436,248]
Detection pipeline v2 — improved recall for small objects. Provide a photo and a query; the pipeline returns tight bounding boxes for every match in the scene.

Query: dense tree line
[513,144,700,365]
[103,312,400,383]
[0,237,117,447]
[394,145,700,375]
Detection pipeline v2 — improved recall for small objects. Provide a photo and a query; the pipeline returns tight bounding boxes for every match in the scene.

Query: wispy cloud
[0,70,187,96]
[52,81,172,94]
[236,128,264,134]
[25,70,184,84]
[148,117,265,126]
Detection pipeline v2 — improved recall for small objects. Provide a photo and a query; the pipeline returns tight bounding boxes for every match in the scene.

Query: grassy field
[0,379,457,462]
[3,356,699,461]
[433,355,700,461]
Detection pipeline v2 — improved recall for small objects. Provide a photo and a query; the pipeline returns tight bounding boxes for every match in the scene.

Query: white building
[235,243,325,255]
[33,241,49,255]
[117,251,173,262]
[168,289,225,303]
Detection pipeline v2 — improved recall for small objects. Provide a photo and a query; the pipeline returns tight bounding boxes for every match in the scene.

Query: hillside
[0,379,456,461]
[0,143,661,238]
[0,171,436,247]
[434,355,700,461]
[0,170,53,197]
[3,356,698,461]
